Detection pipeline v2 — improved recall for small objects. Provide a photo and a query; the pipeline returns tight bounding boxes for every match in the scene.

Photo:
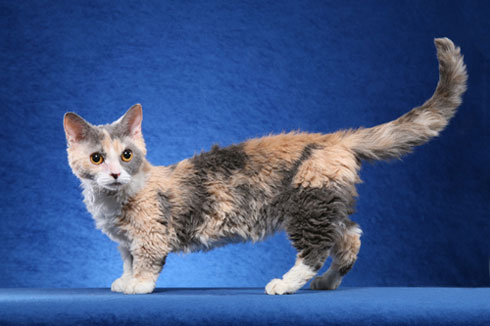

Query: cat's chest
[83,189,129,245]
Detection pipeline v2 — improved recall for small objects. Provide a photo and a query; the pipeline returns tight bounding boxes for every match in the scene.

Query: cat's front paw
[111,276,131,293]
[123,278,156,294]
[265,278,294,295]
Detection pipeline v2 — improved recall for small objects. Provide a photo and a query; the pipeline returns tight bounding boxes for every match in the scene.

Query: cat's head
[63,104,148,192]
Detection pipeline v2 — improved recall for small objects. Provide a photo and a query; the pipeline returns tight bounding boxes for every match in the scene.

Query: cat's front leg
[123,245,167,295]
[111,245,133,293]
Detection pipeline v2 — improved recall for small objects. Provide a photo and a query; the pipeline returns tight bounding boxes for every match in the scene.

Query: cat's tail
[342,37,467,161]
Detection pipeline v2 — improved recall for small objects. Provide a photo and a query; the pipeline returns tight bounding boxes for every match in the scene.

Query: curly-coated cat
[64,38,466,295]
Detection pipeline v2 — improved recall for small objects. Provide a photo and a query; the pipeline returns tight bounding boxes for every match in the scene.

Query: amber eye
[90,152,104,165]
[121,149,133,162]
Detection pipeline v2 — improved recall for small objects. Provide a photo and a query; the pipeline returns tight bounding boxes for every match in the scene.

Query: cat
[63,38,466,295]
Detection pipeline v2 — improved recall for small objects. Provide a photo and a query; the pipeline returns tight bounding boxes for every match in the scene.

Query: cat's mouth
[103,181,125,190]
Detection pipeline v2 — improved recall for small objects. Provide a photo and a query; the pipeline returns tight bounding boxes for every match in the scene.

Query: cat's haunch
[64,38,466,295]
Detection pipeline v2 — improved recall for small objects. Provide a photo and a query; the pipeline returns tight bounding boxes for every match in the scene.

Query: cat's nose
[110,173,120,180]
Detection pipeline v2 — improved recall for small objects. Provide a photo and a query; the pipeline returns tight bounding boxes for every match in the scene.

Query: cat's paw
[310,275,341,291]
[265,278,294,295]
[123,278,156,294]
[111,276,130,293]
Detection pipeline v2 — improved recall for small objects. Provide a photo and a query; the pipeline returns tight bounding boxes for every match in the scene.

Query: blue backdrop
[0,0,488,289]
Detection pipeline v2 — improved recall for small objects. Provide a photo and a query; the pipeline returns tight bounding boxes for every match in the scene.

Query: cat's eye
[90,152,104,165]
[121,149,133,162]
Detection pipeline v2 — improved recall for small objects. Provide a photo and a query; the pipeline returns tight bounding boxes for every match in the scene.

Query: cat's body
[64,38,466,295]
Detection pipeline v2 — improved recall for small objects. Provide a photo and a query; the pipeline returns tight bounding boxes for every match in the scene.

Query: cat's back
[160,131,358,211]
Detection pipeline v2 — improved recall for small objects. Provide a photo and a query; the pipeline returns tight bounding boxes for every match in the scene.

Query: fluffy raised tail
[343,37,467,161]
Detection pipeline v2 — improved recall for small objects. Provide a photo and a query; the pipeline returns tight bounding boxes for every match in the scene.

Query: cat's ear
[63,112,92,146]
[117,104,143,138]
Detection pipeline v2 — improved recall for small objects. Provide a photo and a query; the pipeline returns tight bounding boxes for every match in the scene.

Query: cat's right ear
[63,113,91,146]
[117,104,143,139]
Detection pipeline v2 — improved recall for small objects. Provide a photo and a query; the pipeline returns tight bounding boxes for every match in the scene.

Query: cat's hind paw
[310,274,341,291]
[265,278,294,295]
[123,278,156,294]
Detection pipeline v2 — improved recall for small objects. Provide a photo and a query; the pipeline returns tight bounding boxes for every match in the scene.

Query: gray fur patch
[120,142,144,176]
[279,143,322,188]
[338,262,354,276]
[85,127,105,145]
[79,170,95,180]
[157,191,171,227]
[171,143,251,246]
[191,144,248,176]
[102,123,127,140]
[172,174,211,246]
[282,185,356,270]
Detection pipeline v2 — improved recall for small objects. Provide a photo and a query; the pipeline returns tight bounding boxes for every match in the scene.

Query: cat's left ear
[118,103,143,138]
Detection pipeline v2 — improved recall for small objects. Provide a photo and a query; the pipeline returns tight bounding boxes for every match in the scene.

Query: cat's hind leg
[265,251,329,295]
[310,222,361,290]
[264,186,355,295]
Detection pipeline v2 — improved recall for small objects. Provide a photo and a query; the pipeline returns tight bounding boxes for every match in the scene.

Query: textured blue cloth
[0,0,489,290]
[1,288,489,326]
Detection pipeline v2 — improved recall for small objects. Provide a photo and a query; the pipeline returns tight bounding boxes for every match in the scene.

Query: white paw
[111,276,130,293]
[265,278,294,295]
[123,278,156,294]
[310,275,341,290]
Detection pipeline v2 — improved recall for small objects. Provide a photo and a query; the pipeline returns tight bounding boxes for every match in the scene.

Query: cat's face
[63,104,148,191]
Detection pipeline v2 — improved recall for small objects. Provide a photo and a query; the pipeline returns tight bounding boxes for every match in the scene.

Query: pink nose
[110,173,120,180]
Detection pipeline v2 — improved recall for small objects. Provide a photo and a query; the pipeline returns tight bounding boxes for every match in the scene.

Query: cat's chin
[99,182,128,192]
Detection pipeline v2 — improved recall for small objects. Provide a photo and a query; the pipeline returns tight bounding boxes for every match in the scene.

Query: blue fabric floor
[0,288,489,326]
